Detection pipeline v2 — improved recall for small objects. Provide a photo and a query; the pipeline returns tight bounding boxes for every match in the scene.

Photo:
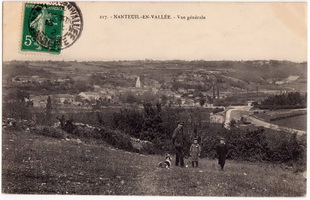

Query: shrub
[111,108,144,138]
[53,103,305,168]
[64,124,136,153]
[98,128,136,152]
[34,126,67,139]
[258,92,307,110]
[200,127,306,169]
[212,107,225,114]
[109,103,212,154]
[264,131,306,165]
[71,126,101,139]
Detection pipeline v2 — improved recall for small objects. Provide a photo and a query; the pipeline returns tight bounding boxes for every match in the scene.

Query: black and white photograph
[1,1,308,197]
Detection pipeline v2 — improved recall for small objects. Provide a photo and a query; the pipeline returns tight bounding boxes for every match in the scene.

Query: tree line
[257,92,306,109]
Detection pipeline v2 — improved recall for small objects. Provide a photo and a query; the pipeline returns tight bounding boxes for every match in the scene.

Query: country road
[224,106,251,125]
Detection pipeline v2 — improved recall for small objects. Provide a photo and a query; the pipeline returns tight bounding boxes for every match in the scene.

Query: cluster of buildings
[27,75,215,108]
[11,75,71,84]
[27,76,158,107]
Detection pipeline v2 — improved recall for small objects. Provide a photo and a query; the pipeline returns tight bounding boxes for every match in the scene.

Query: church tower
[136,76,141,88]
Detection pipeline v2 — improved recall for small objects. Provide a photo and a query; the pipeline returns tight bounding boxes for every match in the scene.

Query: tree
[120,91,141,104]
[126,93,140,104]
[160,95,169,106]
[46,96,52,122]
[260,92,307,109]
[206,95,213,104]
[73,80,92,93]
[5,89,29,102]
[199,98,206,107]
[141,90,159,103]
[141,102,164,141]
[3,89,31,119]
[176,98,182,107]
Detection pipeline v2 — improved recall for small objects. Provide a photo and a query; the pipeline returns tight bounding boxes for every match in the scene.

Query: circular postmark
[51,2,83,50]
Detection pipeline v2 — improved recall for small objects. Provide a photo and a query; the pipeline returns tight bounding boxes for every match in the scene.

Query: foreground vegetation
[2,130,306,196]
[3,101,307,169]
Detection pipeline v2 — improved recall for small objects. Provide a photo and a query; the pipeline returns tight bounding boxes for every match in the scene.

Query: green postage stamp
[21,3,64,54]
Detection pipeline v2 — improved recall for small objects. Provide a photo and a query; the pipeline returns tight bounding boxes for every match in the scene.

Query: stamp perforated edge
[18,1,64,57]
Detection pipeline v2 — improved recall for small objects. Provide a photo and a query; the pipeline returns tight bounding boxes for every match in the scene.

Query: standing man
[216,137,228,171]
[172,122,186,167]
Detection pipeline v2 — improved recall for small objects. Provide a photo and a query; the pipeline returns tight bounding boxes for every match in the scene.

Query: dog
[158,153,172,169]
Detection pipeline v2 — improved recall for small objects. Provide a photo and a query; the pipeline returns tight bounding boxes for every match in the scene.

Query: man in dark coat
[172,122,186,167]
[216,137,227,170]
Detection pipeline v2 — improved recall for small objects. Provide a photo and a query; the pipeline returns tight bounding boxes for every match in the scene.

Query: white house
[79,92,101,101]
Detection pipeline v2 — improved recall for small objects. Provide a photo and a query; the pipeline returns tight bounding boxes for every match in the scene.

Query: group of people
[172,121,227,170]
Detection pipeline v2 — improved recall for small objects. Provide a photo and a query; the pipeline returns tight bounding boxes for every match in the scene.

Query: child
[190,138,201,167]
[216,137,227,170]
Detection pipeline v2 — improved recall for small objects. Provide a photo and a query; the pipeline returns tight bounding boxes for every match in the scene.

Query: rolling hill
[2,129,306,196]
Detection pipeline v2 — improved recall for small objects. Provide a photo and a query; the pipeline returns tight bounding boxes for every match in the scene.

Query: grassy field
[270,115,307,132]
[254,109,307,131]
[255,109,306,120]
[2,129,306,196]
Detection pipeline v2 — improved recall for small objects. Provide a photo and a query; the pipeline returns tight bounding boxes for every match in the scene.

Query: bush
[111,108,144,138]
[264,131,306,165]
[3,102,32,121]
[52,103,305,169]
[201,127,306,169]
[65,124,137,153]
[109,103,212,154]
[139,142,160,154]
[212,107,224,114]
[100,129,135,152]
[34,126,67,139]
[71,126,101,139]
[258,92,307,110]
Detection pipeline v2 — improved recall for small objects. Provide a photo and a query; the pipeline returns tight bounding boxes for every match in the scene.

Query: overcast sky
[3,2,307,62]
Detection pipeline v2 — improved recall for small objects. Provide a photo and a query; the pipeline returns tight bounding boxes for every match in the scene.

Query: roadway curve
[224,106,251,124]
[224,106,306,135]
[248,116,306,135]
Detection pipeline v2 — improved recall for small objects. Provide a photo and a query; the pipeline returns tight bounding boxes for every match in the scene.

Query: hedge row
[33,124,158,155]
[201,127,306,170]
[257,104,306,110]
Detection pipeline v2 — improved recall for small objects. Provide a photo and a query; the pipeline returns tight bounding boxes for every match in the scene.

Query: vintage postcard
[2,1,307,198]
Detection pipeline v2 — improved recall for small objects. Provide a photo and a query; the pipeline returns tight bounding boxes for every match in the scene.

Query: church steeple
[136,76,141,88]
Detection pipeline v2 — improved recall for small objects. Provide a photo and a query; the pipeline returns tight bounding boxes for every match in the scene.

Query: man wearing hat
[216,137,227,170]
[172,121,186,167]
